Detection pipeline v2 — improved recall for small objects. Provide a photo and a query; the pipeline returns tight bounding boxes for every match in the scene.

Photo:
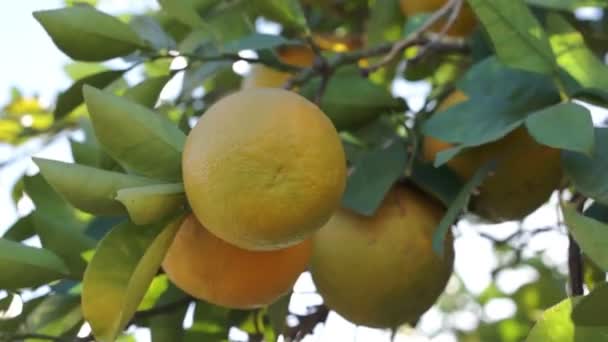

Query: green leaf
[64,62,108,80]
[181,61,230,98]
[123,76,171,109]
[0,239,69,290]
[254,0,308,33]
[0,296,44,333]
[562,128,608,205]
[24,173,94,277]
[423,57,559,148]
[547,14,608,92]
[526,0,608,10]
[268,293,291,336]
[301,69,406,130]
[410,161,462,207]
[223,33,298,53]
[585,202,608,224]
[116,183,186,225]
[2,214,36,242]
[524,102,594,155]
[83,85,186,181]
[572,282,608,326]
[34,158,161,216]
[23,295,82,339]
[526,297,608,341]
[147,285,190,342]
[191,300,230,334]
[130,15,176,51]
[342,139,408,216]
[562,203,608,271]
[55,69,125,119]
[433,162,495,256]
[468,0,556,74]
[82,215,184,342]
[158,0,208,28]
[367,0,405,45]
[33,6,147,61]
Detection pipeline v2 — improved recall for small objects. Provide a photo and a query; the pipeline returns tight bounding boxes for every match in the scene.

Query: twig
[284,305,329,342]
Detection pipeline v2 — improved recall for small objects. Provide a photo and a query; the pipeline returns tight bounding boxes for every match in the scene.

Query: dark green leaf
[585,202,608,224]
[191,300,230,334]
[342,139,408,216]
[2,214,36,242]
[527,0,608,10]
[223,33,298,53]
[268,293,291,336]
[35,158,161,216]
[365,0,405,46]
[158,0,209,28]
[0,239,69,290]
[83,85,186,181]
[410,161,462,207]
[147,285,190,342]
[181,61,230,99]
[116,183,186,225]
[572,282,608,326]
[130,15,176,51]
[468,0,556,74]
[55,70,125,119]
[254,0,308,33]
[82,215,184,342]
[123,76,171,109]
[33,6,147,61]
[563,203,608,271]
[433,162,495,256]
[301,69,405,130]
[524,102,594,155]
[562,128,608,205]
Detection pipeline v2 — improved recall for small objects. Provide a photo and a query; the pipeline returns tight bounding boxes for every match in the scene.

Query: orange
[241,45,315,89]
[162,214,311,309]
[311,185,453,328]
[423,91,563,222]
[400,0,477,36]
[182,88,346,250]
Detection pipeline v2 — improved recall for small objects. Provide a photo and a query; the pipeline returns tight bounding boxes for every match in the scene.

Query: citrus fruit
[423,91,563,222]
[310,185,454,328]
[400,0,477,36]
[182,88,347,250]
[162,214,311,309]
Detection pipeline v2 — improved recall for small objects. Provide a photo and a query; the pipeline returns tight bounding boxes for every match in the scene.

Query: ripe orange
[182,88,346,250]
[423,91,563,222]
[400,0,477,36]
[162,214,311,309]
[311,185,454,328]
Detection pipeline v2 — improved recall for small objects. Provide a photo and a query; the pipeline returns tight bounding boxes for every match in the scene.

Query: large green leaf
[468,0,556,74]
[562,128,608,205]
[0,239,69,290]
[123,76,171,109]
[129,15,176,51]
[524,102,594,155]
[548,14,608,92]
[83,86,186,181]
[562,203,608,271]
[342,139,408,216]
[301,68,406,130]
[82,216,184,342]
[24,174,94,277]
[55,69,125,119]
[2,214,36,242]
[572,282,608,326]
[526,298,608,341]
[158,0,210,28]
[116,183,186,225]
[35,158,161,216]
[423,57,559,150]
[410,161,462,207]
[33,5,147,61]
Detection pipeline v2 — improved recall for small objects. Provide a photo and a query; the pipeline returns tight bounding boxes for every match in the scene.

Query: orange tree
[1,0,608,341]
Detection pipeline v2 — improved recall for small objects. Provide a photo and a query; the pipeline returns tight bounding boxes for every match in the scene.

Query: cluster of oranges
[162,0,562,330]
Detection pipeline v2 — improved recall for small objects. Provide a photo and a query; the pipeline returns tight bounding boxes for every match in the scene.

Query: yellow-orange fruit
[182,88,346,250]
[400,0,477,36]
[311,185,454,328]
[423,91,563,222]
[162,214,312,309]
[242,45,315,89]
